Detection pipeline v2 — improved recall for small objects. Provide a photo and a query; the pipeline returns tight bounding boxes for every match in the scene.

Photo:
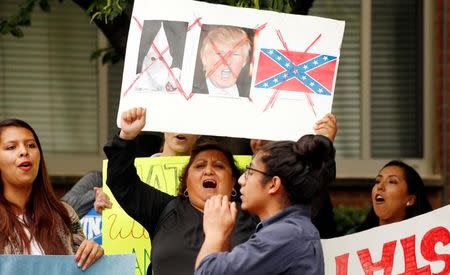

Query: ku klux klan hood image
[138,22,181,92]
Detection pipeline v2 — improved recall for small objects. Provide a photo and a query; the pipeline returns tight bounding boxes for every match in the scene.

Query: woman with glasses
[104,107,258,275]
[195,135,336,275]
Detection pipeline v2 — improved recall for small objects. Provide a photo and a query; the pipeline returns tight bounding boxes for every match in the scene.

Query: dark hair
[178,141,242,201]
[259,135,336,205]
[0,118,71,254]
[355,160,432,232]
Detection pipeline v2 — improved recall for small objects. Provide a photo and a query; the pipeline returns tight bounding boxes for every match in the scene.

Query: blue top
[79,207,102,245]
[195,204,324,275]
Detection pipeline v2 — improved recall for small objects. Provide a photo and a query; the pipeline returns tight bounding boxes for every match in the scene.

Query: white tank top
[17,214,45,255]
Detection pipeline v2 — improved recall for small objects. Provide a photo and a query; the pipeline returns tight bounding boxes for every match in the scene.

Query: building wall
[331,0,450,209]
[436,0,450,204]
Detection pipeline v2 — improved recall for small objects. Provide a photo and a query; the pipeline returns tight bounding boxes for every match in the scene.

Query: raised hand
[203,195,237,244]
[93,187,112,213]
[119,107,146,140]
[195,195,238,269]
[314,113,337,142]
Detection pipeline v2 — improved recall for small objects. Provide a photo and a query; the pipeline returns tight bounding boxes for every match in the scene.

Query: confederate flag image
[254,48,337,96]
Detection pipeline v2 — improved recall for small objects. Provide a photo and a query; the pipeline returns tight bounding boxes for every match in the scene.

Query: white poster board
[118,0,345,141]
[322,205,450,274]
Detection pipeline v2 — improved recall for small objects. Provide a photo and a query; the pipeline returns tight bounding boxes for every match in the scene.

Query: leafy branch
[0,0,56,37]
[87,0,129,23]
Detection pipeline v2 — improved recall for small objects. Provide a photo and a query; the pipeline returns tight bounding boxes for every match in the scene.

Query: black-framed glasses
[244,165,273,180]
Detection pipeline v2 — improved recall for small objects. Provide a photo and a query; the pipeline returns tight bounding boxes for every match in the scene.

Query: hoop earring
[183,190,189,198]
[231,188,237,198]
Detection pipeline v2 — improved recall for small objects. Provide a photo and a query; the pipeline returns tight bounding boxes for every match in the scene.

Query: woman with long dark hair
[352,160,432,233]
[0,118,103,270]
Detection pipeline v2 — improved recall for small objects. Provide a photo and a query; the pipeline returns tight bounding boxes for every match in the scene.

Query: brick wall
[436,0,450,204]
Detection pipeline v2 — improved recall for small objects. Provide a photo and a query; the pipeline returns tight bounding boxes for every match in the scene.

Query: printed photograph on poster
[192,24,254,98]
[135,20,188,93]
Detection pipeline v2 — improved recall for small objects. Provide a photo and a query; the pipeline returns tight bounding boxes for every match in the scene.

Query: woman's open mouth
[202,179,217,188]
[18,161,32,171]
[374,194,385,203]
[175,134,187,141]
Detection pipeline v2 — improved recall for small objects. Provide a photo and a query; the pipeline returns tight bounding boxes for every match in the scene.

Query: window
[309,0,435,178]
[0,1,105,175]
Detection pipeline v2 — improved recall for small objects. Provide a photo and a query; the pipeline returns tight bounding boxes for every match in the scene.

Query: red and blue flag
[254,48,337,96]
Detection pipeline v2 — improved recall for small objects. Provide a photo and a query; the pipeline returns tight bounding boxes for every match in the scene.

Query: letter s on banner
[420,226,450,275]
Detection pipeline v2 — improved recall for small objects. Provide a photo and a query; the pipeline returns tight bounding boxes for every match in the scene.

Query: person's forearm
[195,235,230,269]
[62,190,95,218]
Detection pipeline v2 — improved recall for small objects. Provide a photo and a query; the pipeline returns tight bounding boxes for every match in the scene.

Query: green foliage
[334,204,371,236]
[90,47,122,64]
[88,0,129,23]
[0,0,60,37]
[39,0,52,12]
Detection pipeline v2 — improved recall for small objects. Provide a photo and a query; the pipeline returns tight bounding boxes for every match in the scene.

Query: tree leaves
[87,0,129,23]
[39,0,51,12]
[0,0,45,37]
[10,27,24,37]
[90,47,122,64]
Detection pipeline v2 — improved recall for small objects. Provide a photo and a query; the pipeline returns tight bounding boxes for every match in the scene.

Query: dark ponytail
[259,135,335,204]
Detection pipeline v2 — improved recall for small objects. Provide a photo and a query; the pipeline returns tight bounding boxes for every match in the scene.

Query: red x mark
[123,16,204,100]
[205,37,249,82]
[262,30,322,116]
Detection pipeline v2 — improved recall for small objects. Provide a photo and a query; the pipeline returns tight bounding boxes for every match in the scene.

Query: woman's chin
[203,189,219,198]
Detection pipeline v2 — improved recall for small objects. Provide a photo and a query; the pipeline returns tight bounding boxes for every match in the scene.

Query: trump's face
[201,40,247,89]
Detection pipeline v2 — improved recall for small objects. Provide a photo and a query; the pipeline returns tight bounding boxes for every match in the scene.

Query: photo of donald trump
[192,25,254,98]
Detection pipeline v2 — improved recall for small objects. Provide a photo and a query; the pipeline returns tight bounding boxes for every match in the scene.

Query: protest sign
[0,254,134,275]
[118,0,345,141]
[322,205,450,274]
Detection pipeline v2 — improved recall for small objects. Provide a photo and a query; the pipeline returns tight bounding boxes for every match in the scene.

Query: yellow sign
[102,155,251,275]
